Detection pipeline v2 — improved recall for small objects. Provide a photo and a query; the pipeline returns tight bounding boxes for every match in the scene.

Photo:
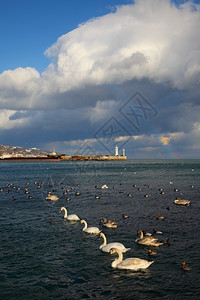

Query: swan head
[59,207,65,213]
[100,217,107,224]
[109,248,117,255]
[80,219,86,224]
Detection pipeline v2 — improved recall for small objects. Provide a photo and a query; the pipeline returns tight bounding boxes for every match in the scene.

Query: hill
[0,144,51,158]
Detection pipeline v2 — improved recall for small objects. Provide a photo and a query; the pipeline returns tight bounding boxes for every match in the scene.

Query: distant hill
[0,144,52,158]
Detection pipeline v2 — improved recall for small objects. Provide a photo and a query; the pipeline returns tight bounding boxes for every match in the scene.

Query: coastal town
[0,144,127,161]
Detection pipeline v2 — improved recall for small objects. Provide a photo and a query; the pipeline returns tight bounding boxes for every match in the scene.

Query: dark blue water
[0,160,200,299]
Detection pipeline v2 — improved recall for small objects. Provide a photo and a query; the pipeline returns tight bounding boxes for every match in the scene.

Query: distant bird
[163,239,171,246]
[174,198,190,206]
[122,213,129,219]
[166,206,171,210]
[148,249,157,256]
[101,185,108,189]
[181,261,192,271]
[75,192,80,196]
[46,193,59,201]
[156,215,165,220]
[127,193,132,197]
[49,218,54,224]
[153,228,163,234]
[95,195,100,199]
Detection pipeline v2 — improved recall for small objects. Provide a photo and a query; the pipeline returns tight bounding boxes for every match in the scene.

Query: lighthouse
[115,146,119,156]
[122,149,125,156]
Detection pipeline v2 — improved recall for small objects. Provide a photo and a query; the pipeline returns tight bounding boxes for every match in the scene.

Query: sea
[0,159,199,299]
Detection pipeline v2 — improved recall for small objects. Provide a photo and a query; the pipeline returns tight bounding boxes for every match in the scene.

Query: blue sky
[0,0,200,158]
[0,0,133,73]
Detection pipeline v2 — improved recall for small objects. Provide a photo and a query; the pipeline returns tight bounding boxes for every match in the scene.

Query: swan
[100,218,117,228]
[135,230,163,247]
[99,232,130,253]
[174,198,190,206]
[59,207,80,221]
[109,248,154,271]
[46,193,59,201]
[80,219,101,234]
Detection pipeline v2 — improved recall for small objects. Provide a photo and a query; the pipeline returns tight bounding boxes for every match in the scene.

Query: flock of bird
[1,180,192,272]
[46,182,192,272]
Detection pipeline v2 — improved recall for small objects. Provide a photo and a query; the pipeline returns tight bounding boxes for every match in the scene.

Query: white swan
[135,230,163,247]
[109,248,154,271]
[59,207,80,221]
[174,198,190,206]
[46,193,59,201]
[80,219,101,234]
[99,232,130,253]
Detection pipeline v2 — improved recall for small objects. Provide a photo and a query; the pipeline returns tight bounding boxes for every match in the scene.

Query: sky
[0,0,200,159]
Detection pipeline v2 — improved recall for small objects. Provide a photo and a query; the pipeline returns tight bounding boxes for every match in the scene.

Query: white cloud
[0,0,200,158]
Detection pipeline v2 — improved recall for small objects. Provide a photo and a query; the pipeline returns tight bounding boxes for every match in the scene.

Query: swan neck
[101,233,107,247]
[82,220,87,230]
[112,249,123,267]
[63,207,67,218]
[140,230,144,239]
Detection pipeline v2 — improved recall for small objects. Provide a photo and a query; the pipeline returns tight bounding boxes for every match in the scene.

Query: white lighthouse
[115,146,119,156]
[122,148,125,156]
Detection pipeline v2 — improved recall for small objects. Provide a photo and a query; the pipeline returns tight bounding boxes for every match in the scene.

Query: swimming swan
[109,248,154,271]
[100,218,117,228]
[99,232,130,253]
[80,219,101,234]
[46,193,59,201]
[174,198,190,206]
[59,207,80,221]
[135,230,163,247]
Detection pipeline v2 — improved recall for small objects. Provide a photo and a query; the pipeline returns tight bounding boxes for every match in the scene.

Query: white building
[122,149,125,156]
[115,146,119,156]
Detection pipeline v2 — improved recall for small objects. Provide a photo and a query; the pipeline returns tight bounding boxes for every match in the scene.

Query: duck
[143,230,152,236]
[163,239,171,246]
[122,213,129,219]
[109,248,154,271]
[181,261,192,271]
[100,218,117,228]
[174,198,190,206]
[153,228,163,234]
[80,219,101,234]
[148,249,157,256]
[59,207,80,221]
[95,195,100,199]
[99,232,130,253]
[156,215,165,220]
[46,193,59,201]
[135,230,163,247]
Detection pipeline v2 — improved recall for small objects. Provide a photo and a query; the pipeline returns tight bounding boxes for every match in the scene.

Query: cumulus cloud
[0,0,200,157]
